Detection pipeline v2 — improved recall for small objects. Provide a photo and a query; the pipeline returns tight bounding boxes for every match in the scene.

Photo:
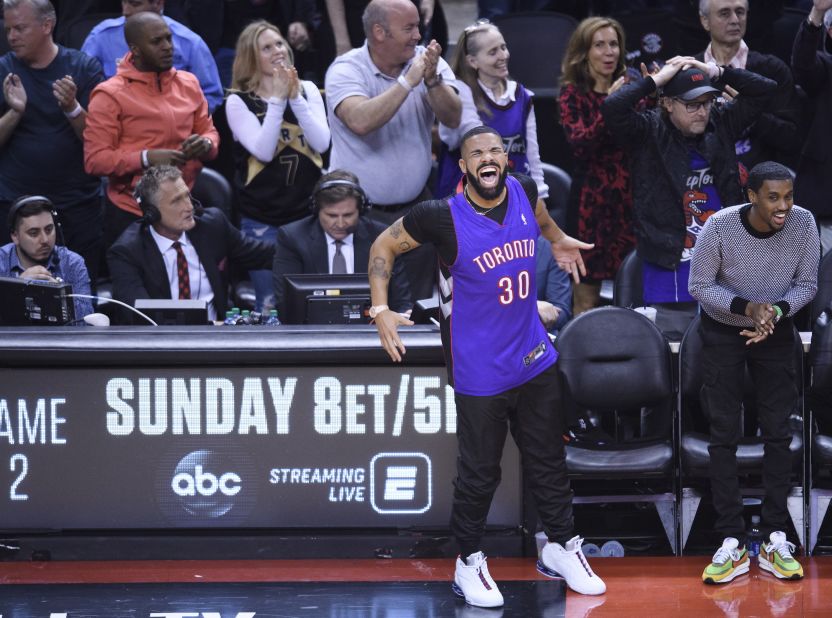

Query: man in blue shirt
[0,0,104,282]
[0,195,93,320]
[81,0,223,112]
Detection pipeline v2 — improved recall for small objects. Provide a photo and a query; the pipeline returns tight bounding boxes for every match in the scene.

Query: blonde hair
[231,20,295,93]
[450,20,504,119]
[560,16,627,92]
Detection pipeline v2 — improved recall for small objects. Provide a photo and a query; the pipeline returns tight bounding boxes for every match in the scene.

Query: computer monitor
[0,276,75,325]
[282,273,371,325]
[134,299,210,325]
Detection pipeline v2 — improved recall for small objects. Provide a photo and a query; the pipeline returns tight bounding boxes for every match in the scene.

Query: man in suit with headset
[0,194,94,319]
[272,169,413,320]
[107,165,273,322]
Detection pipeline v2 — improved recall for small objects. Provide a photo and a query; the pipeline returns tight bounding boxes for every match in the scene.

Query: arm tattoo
[370,256,390,280]
[398,241,412,251]
[390,220,403,239]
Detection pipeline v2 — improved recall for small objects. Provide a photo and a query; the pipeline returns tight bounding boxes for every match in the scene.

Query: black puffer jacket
[602,67,776,269]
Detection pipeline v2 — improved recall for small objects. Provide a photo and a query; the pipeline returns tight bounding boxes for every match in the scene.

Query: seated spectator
[536,236,572,335]
[272,170,412,318]
[0,0,105,282]
[226,19,329,312]
[84,10,219,249]
[0,195,93,319]
[696,0,801,175]
[557,16,639,316]
[602,56,776,338]
[792,0,832,253]
[107,165,274,322]
[324,0,461,299]
[81,0,223,112]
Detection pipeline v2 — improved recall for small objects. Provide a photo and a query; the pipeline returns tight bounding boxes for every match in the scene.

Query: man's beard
[466,164,508,201]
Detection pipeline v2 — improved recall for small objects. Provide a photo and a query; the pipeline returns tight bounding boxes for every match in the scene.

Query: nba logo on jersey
[521,213,528,225]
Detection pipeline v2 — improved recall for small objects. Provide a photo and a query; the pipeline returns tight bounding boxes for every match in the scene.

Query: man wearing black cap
[602,55,775,337]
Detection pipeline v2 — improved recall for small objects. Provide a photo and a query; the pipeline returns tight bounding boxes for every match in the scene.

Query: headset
[134,186,204,225]
[310,179,371,216]
[7,195,64,245]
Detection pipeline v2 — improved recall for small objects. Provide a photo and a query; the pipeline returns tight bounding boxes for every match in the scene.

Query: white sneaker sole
[451,582,504,608]
[536,559,565,579]
[758,555,803,580]
[703,559,749,585]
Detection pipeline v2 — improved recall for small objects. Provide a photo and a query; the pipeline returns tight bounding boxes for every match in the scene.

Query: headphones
[134,188,161,224]
[134,187,203,225]
[310,179,370,216]
[8,195,62,242]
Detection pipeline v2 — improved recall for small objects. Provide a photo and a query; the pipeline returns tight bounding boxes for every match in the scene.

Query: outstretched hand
[551,234,594,283]
[374,310,414,362]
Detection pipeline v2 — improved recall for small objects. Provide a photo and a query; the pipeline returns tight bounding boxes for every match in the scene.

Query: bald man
[324,0,461,299]
[84,11,219,248]
[81,0,222,111]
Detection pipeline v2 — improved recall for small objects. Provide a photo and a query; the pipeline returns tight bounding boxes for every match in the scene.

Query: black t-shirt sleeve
[402,199,458,265]
[517,173,538,208]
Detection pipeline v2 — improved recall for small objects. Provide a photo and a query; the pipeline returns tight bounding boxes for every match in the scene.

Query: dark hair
[747,161,794,193]
[312,169,363,209]
[460,125,502,153]
[8,196,54,232]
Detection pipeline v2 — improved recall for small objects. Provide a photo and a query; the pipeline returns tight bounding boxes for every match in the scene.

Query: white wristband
[141,150,149,169]
[397,74,413,93]
[64,103,83,119]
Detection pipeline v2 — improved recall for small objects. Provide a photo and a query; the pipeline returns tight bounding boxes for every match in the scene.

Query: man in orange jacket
[84,10,219,248]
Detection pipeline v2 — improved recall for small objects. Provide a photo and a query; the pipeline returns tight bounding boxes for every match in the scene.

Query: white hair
[3,0,56,23]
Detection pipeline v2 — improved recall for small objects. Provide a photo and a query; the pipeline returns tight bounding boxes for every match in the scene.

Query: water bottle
[240,310,252,325]
[223,310,236,326]
[748,515,762,557]
[582,542,602,557]
[600,540,625,557]
[265,309,281,326]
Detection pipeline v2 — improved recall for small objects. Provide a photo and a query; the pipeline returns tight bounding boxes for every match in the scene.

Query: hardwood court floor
[0,556,830,616]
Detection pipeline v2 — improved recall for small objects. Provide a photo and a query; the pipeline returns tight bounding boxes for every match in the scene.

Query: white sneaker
[452,551,504,608]
[538,536,607,595]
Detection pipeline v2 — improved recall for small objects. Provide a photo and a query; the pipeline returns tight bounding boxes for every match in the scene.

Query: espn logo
[370,452,432,515]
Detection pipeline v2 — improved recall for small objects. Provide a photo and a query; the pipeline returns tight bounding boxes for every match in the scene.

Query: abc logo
[170,449,242,519]
[172,464,241,498]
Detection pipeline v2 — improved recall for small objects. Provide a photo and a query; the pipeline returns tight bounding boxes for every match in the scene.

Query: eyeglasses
[674,98,714,113]
[462,18,491,54]
[463,18,491,33]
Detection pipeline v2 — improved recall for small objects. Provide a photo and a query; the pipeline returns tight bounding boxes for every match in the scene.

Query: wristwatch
[369,304,389,318]
[426,73,444,89]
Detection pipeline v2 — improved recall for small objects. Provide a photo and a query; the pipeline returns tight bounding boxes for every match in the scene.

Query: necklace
[464,186,494,216]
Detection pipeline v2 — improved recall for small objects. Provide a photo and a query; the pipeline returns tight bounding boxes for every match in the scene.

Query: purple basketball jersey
[447,175,557,396]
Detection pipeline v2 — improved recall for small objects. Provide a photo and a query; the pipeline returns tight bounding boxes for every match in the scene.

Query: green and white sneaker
[758,531,803,580]
[702,537,750,585]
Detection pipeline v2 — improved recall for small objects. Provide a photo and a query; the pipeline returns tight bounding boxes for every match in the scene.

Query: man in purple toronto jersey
[368,126,607,607]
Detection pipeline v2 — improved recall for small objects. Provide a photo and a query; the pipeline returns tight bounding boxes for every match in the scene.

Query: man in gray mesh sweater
[689,161,818,585]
